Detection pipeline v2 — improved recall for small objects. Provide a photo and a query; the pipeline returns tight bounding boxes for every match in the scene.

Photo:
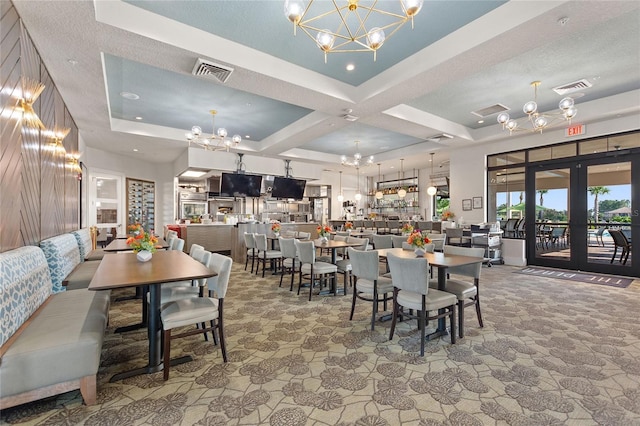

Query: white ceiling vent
[471,104,510,118]
[552,79,592,95]
[192,58,234,83]
[342,114,359,122]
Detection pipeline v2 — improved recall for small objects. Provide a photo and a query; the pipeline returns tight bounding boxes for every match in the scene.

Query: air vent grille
[192,58,234,83]
[552,79,592,95]
[471,104,509,118]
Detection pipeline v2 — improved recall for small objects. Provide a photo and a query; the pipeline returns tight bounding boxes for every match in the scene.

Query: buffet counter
[230,222,319,264]
[180,223,234,253]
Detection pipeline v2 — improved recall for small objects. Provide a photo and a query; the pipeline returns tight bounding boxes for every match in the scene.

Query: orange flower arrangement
[344,221,354,230]
[317,224,332,238]
[271,221,281,234]
[441,210,455,221]
[406,231,431,249]
[401,223,414,234]
[126,223,158,253]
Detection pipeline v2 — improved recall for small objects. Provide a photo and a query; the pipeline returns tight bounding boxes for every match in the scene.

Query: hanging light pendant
[375,163,383,200]
[354,167,362,201]
[397,158,407,198]
[426,153,437,196]
[337,171,344,202]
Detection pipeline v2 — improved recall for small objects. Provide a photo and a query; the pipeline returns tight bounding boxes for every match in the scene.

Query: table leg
[114,285,148,333]
[110,284,192,382]
[422,266,448,341]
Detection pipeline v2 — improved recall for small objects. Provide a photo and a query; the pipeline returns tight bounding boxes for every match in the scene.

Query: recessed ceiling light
[67,59,78,65]
[120,91,139,100]
[346,63,355,71]
[133,148,139,152]
[135,116,143,120]
[180,170,207,178]
[477,120,484,124]
[245,135,251,139]
[390,166,395,169]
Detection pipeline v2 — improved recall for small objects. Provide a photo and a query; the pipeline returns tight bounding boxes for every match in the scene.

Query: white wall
[84,146,176,231]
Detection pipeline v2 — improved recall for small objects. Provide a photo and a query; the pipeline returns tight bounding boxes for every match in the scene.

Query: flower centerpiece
[441,210,455,221]
[406,231,431,256]
[344,221,354,232]
[317,224,332,242]
[271,221,281,236]
[126,223,158,261]
[401,223,414,235]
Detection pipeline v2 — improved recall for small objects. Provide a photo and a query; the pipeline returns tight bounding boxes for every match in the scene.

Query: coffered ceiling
[13,1,640,177]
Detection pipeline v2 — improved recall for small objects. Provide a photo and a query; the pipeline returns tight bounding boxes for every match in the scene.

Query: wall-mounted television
[220,173,262,198]
[271,176,306,200]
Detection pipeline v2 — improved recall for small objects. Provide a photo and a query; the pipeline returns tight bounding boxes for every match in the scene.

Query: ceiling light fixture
[375,163,383,199]
[426,153,437,196]
[341,140,374,168]
[497,81,578,135]
[284,0,424,63]
[337,171,344,202]
[397,158,407,198]
[186,109,242,152]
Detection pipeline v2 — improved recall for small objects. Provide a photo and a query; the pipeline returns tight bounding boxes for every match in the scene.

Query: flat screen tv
[220,173,262,198]
[271,176,306,200]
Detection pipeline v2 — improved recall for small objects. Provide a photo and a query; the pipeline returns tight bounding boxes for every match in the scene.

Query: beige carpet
[2,263,640,425]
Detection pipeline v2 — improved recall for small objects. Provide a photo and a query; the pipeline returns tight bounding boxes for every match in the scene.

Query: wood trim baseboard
[0,374,96,410]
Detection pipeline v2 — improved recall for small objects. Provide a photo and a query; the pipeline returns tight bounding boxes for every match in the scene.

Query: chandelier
[186,110,242,151]
[497,81,578,134]
[284,0,424,62]
[341,140,374,168]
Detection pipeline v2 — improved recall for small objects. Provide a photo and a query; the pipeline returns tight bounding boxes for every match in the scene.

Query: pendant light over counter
[426,153,437,196]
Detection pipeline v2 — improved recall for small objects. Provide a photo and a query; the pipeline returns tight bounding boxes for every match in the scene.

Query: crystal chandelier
[284,0,424,63]
[341,140,374,168]
[186,110,242,151]
[497,81,578,134]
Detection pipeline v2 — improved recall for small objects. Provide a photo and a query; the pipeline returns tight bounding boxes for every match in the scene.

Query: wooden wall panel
[0,5,79,252]
[0,4,23,251]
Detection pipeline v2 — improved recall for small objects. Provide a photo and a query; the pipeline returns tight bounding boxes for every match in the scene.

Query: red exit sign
[566,124,586,137]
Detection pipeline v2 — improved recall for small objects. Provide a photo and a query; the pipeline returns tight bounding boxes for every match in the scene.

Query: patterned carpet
[2,262,640,425]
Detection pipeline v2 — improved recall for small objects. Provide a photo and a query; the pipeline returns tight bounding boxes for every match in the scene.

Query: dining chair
[444,228,468,246]
[169,237,185,252]
[386,253,457,356]
[243,232,257,273]
[254,233,282,277]
[374,220,388,234]
[427,233,446,252]
[609,229,631,265]
[335,237,369,293]
[391,235,408,248]
[295,240,337,301]
[278,237,299,291]
[160,253,232,380]
[155,248,212,306]
[386,220,401,235]
[296,231,311,240]
[442,245,484,338]
[347,248,393,331]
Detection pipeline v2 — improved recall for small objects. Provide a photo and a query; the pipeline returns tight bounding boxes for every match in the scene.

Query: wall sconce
[19,76,45,129]
[49,125,70,154]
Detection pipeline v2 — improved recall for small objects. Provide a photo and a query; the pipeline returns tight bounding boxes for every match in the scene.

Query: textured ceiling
[13,0,640,176]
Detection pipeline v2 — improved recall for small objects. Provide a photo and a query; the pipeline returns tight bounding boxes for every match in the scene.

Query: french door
[526,153,639,277]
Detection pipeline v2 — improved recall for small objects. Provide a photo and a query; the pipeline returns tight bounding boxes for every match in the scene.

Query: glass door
[530,166,572,266]
[527,154,638,276]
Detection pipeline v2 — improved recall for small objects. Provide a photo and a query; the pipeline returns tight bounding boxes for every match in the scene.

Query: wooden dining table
[104,237,169,252]
[314,239,363,264]
[88,250,216,381]
[376,248,484,340]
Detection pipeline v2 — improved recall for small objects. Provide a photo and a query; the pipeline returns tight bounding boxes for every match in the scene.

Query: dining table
[376,248,484,340]
[88,250,216,381]
[314,239,363,264]
[104,237,169,252]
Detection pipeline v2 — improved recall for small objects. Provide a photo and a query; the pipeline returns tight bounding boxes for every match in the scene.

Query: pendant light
[337,171,344,202]
[354,167,362,201]
[426,153,437,196]
[375,163,383,199]
[397,158,407,198]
